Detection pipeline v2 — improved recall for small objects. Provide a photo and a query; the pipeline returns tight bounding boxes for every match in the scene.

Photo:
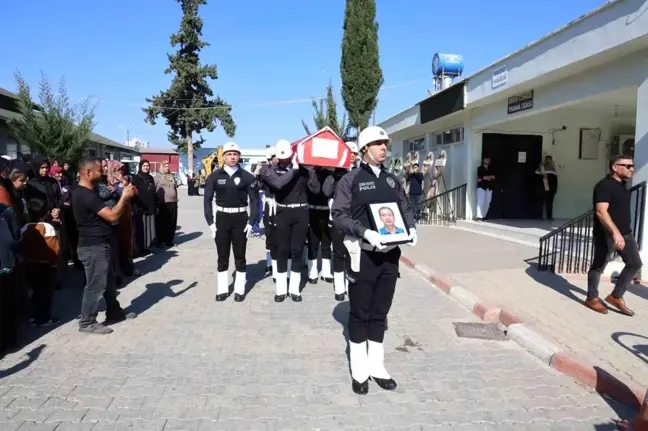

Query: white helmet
[275,139,293,159]
[222,141,241,154]
[358,126,391,152]
[265,146,275,159]
[345,141,358,154]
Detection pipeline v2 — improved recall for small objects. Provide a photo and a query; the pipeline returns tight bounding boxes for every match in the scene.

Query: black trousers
[263,202,277,259]
[587,233,642,300]
[215,211,248,272]
[25,263,56,323]
[157,202,178,246]
[347,247,401,343]
[330,224,346,273]
[544,191,556,220]
[275,206,309,273]
[308,209,332,260]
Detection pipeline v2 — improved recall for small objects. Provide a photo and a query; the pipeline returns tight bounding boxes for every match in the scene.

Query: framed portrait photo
[367,202,412,245]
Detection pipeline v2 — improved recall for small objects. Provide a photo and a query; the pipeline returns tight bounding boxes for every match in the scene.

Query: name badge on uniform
[218,179,226,185]
[234,177,240,185]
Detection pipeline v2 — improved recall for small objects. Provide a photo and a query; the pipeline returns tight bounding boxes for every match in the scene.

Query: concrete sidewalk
[402,226,648,389]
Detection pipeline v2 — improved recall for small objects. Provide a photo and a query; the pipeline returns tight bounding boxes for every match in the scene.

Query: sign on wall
[492,65,507,89]
[507,90,534,114]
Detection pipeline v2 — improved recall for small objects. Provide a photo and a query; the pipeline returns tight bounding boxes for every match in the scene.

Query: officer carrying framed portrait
[367,202,411,245]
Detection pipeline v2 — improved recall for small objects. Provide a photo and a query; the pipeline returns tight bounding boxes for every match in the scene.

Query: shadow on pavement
[612,331,648,366]
[525,262,588,306]
[0,344,46,377]
[135,249,179,275]
[125,279,197,315]
[175,231,202,245]
[241,259,269,297]
[332,302,351,376]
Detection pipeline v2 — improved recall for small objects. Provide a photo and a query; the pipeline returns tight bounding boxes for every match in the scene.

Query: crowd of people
[0,155,179,350]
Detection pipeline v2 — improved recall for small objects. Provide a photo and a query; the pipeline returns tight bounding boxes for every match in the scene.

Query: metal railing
[415,184,467,226]
[538,181,647,274]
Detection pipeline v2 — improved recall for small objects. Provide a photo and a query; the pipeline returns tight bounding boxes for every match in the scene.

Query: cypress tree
[340,0,383,133]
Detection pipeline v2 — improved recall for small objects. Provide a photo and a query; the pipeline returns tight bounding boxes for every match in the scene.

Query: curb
[401,255,646,410]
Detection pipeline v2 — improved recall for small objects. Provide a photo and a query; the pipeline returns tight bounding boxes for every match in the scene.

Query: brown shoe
[585,298,608,314]
[605,294,635,316]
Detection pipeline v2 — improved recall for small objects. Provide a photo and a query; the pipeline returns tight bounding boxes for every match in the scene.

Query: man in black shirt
[476,157,495,220]
[407,163,424,221]
[72,157,137,334]
[586,154,641,316]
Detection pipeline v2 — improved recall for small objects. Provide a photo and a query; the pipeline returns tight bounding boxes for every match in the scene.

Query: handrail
[416,183,467,226]
[418,184,467,207]
[538,181,647,273]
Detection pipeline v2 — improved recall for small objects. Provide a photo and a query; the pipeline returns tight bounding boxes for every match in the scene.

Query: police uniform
[263,139,320,302]
[331,127,416,395]
[306,168,334,284]
[322,168,350,301]
[203,142,259,302]
[258,148,278,279]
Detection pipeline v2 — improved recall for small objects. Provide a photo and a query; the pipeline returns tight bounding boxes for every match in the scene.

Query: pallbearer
[258,147,278,279]
[331,126,417,395]
[306,167,334,284]
[203,142,258,302]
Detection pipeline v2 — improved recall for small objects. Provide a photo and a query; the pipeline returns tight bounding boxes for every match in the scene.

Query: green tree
[301,97,326,136]
[340,0,383,133]
[143,0,235,174]
[302,83,351,140]
[8,71,96,165]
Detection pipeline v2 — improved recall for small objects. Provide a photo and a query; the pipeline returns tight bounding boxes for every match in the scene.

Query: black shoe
[274,294,287,302]
[272,277,276,283]
[371,376,397,391]
[234,293,245,302]
[334,293,345,301]
[29,317,61,328]
[352,379,369,395]
[104,311,137,326]
[290,293,302,302]
[321,277,333,283]
[215,293,228,302]
[308,278,318,284]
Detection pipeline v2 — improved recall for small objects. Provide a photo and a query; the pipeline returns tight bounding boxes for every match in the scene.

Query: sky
[1,0,609,151]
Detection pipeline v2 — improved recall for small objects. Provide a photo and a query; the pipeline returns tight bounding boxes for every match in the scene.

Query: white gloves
[243,224,253,239]
[407,228,417,246]
[363,229,386,250]
[291,158,299,170]
[209,223,217,239]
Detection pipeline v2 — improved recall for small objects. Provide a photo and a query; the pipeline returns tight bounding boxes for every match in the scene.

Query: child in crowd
[20,198,61,327]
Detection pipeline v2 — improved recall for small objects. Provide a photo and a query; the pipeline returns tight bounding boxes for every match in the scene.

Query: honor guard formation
[203,126,417,394]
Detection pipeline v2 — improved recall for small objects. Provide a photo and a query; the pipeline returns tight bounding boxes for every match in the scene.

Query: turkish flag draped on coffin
[291,127,353,169]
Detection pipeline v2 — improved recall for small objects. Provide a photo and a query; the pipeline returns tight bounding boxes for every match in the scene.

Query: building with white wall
[379,0,647,226]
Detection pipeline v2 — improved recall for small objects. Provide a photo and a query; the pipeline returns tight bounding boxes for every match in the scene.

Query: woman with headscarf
[24,156,62,222]
[112,166,140,277]
[131,160,158,256]
[154,162,178,247]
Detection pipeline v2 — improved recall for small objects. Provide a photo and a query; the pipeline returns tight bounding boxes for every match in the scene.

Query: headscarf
[138,159,151,175]
[107,160,124,185]
[49,165,63,176]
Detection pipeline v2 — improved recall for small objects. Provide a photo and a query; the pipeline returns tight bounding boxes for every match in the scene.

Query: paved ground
[402,226,648,388]
[0,190,631,430]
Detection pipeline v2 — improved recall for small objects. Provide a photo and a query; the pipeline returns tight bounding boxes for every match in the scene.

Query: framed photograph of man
[368,202,411,245]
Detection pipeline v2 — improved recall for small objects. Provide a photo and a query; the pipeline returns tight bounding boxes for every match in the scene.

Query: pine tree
[301,98,326,136]
[143,0,235,174]
[340,0,383,133]
[301,83,351,140]
[8,71,96,166]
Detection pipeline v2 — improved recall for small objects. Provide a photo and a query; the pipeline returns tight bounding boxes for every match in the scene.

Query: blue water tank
[432,53,464,77]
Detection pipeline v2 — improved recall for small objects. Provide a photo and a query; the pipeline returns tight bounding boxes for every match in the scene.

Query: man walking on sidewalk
[586,154,641,316]
[73,157,138,334]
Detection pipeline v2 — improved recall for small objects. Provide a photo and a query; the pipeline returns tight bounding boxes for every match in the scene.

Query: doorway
[481,133,543,219]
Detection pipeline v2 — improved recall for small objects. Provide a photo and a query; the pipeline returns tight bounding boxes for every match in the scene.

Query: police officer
[204,142,259,302]
[306,167,334,284]
[331,127,417,395]
[257,147,278,278]
[263,139,320,302]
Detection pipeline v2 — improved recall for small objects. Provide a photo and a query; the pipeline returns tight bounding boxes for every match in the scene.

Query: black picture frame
[367,202,413,245]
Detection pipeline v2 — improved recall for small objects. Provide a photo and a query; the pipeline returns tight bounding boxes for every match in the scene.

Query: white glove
[291,158,299,170]
[243,224,253,239]
[407,228,417,246]
[209,223,217,239]
[363,230,387,250]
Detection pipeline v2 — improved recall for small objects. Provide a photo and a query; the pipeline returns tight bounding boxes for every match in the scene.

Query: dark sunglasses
[615,163,634,169]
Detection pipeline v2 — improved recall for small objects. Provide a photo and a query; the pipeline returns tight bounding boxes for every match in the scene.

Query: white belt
[309,205,329,211]
[216,206,247,213]
[361,242,397,253]
[277,203,307,208]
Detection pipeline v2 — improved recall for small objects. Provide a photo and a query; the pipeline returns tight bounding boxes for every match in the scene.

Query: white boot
[349,341,369,382]
[271,260,278,280]
[321,258,333,281]
[233,271,246,296]
[368,341,391,379]
[288,271,302,298]
[275,272,288,296]
[216,271,229,300]
[307,259,319,281]
[333,272,346,295]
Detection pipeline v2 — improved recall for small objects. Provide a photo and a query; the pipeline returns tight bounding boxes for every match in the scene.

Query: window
[88,149,97,157]
[407,137,425,152]
[430,125,463,148]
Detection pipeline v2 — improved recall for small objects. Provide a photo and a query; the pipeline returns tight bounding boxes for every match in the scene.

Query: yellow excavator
[196,146,224,187]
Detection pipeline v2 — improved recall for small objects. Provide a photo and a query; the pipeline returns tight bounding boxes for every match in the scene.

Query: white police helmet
[357,126,391,152]
[222,141,241,154]
[345,141,358,154]
[275,139,293,159]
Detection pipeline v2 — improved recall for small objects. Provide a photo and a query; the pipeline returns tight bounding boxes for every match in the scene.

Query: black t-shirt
[72,185,112,247]
[592,176,631,236]
[477,165,494,190]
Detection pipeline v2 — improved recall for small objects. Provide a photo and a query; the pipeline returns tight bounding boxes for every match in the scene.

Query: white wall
[466,107,636,219]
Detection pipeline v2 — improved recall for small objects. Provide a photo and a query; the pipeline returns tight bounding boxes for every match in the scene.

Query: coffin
[291,127,353,169]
